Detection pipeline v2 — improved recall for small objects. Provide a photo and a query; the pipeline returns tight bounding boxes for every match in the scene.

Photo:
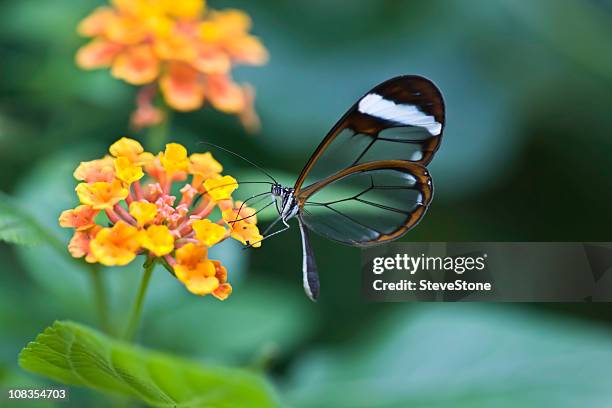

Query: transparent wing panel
[299,164,432,247]
[301,126,433,188]
[295,75,444,192]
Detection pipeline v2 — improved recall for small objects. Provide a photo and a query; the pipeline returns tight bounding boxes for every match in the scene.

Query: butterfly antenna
[198,141,278,184]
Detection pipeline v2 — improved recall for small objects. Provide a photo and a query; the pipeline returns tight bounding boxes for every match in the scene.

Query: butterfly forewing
[297,161,432,247]
[294,75,444,193]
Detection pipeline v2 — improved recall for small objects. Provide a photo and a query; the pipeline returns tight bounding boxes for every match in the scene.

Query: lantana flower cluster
[75,0,267,130]
[59,137,263,300]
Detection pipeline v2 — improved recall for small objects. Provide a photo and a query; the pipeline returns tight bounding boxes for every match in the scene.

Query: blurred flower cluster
[75,0,267,131]
[59,137,263,299]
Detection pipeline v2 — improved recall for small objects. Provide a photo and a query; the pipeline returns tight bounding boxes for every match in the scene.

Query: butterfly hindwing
[296,160,433,247]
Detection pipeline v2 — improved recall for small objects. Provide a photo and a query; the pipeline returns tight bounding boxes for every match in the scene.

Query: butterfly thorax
[271,183,299,221]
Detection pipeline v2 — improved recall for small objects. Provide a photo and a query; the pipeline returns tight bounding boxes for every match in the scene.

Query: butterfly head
[271,183,294,197]
[270,184,299,220]
[271,183,283,197]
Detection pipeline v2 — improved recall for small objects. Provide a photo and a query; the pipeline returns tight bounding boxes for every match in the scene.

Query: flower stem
[88,264,112,335]
[124,257,156,341]
[146,106,171,152]
[36,217,112,334]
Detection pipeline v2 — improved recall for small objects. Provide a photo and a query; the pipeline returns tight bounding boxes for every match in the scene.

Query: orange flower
[199,9,268,65]
[141,225,174,256]
[160,143,189,175]
[228,219,263,248]
[114,156,145,184]
[75,0,268,130]
[192,219,226,247]
[238,83,260,133]
[111,44,159,85]
[109,137,150,165]
[76,179,129,210]
[90,221,142,266]
[204,175,238,201]
[205,73,245,113]
[77,7,115,37]
[131,86,166,129]
[60,137,258,300]
[68,226,102,263]
[174,243,219,295]
[73,156,116,183]
[211,259,232,300]
[189,152,223,188]
[160,62,205,111]
[59,205,99,231]
[76,40,123,69]
[129,201,157,227]
[222,201,258,225]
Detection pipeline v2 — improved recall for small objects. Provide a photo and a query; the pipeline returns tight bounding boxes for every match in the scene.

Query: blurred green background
[2,0,612,406]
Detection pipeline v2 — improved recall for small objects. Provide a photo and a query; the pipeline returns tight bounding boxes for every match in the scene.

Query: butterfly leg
[262,215,283,236]
[243,217,291,249]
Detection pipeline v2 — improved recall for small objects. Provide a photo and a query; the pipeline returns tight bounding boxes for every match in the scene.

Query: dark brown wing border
[294,75,445,195]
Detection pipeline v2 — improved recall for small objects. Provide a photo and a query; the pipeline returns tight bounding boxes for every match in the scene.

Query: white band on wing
[358,93,442,136]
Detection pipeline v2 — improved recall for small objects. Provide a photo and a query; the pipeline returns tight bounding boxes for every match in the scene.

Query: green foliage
[286,305,612,408]
[0,192,46,246]
[19,321,280,408]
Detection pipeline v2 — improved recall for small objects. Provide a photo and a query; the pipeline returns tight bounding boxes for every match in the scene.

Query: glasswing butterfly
[211,75,445,301]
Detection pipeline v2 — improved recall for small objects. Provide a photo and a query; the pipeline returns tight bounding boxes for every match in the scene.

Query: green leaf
[19,321,280,408]
[0,191,46,246]
[286,305,612,408]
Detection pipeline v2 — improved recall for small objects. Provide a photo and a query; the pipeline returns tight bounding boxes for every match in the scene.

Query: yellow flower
[221,201,257,225]
[199,9,268,66]
[189,152,222,181]
[73,156,116,183]
[129,201,158,227]
[162,0,204,19]
[141,225,174,256]
[62,137,258,299]
[90,221,142,265]
[160,143,189,175]
[204,175,238,201]
[59,205,99,231]
[229,220,263,248]
[192,219,226,246]
[109,137,148,164]
[76,179,129,210]
[174,243,219,295]
[114,156,144,184]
